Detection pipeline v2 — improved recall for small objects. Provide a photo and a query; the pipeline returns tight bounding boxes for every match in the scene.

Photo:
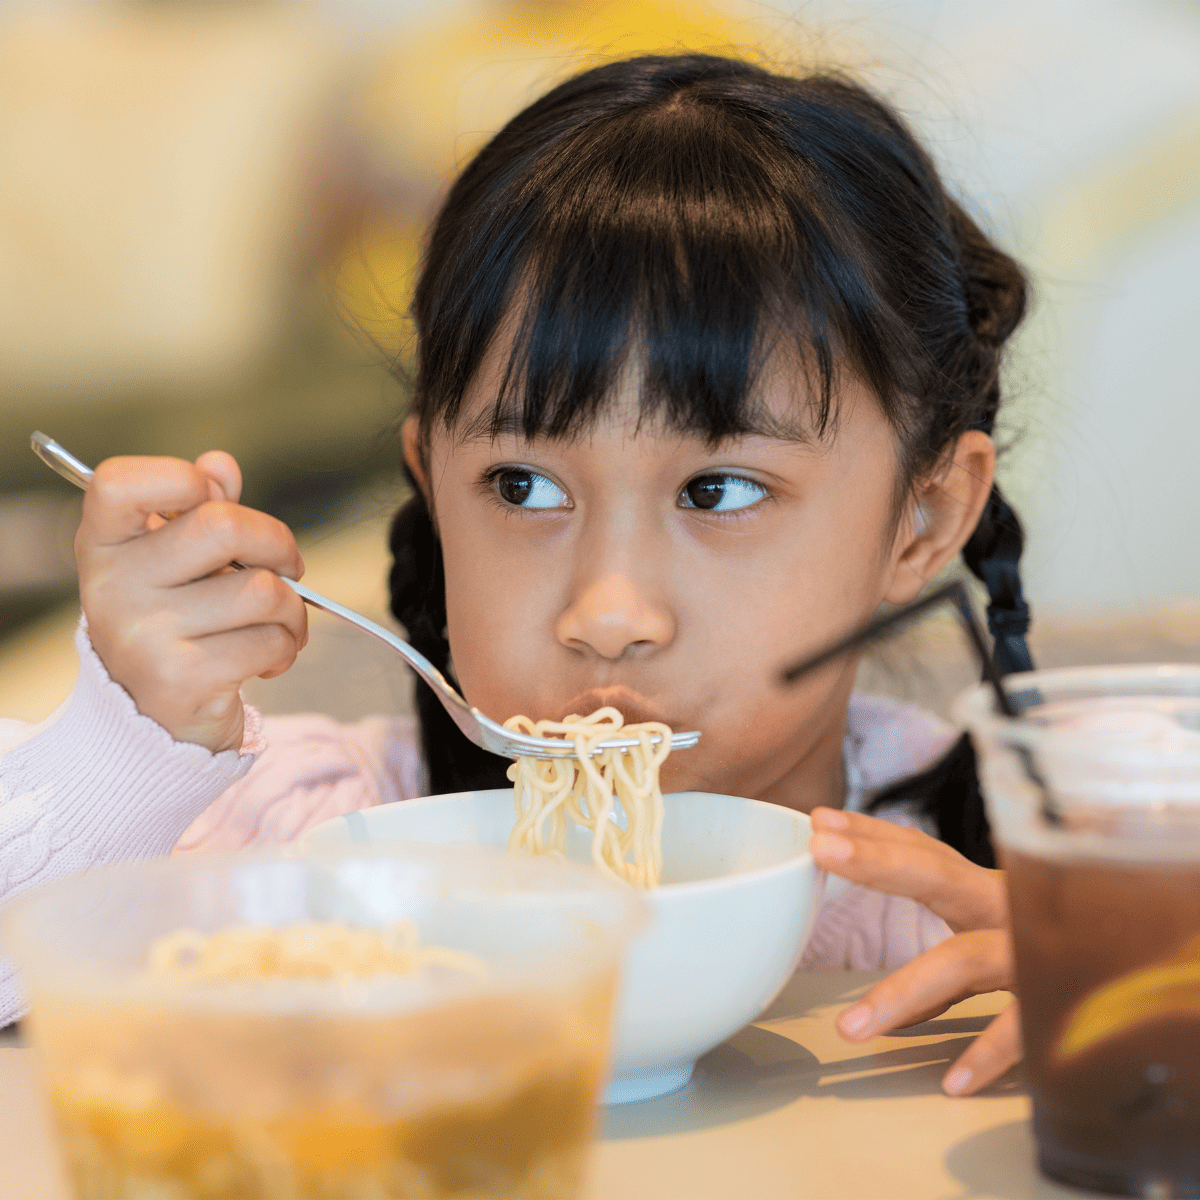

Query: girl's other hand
[835,929,1020,1096]
[809,807,1017,1095]
[77,452,308,754]
[809,807,1007,933]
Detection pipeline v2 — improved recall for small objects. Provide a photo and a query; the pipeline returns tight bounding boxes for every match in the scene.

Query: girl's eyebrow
[453,399,820,449]
[454,405,526,445]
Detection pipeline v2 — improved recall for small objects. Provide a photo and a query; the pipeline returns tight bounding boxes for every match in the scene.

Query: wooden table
[0,971,1107,1200]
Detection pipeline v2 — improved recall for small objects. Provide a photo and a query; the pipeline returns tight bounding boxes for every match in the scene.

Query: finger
[152,624,303,709]
[835,930,1013,1042]
[80,457,218,546]
[94,597,305,711]
[810,827,949,888]
[194,450,242,503]
[190,622,304,688]
[809,811,1007,932]
[812,806,970,852]
[810,831,1006,931]
[152,625,302,751]
[100,621,303,753]
[108,500,305,586]
[942,1002,1023,1095]
[162,567,308,649]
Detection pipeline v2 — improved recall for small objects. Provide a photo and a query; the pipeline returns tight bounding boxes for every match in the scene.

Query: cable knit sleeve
[173,712,426,854]
[0,622,263,1023]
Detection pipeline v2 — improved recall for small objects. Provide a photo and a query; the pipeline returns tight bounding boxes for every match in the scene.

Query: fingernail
[810,833,852,861]
[838,1003,873,1038]
[817,809,849,829]
[943,1067,972,1095]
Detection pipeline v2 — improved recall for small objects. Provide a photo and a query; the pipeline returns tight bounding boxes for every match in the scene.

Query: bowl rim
[307,789,818,897]
[0,843,651,1012]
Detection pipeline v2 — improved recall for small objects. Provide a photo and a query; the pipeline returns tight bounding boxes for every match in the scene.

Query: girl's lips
[556,687,672,728]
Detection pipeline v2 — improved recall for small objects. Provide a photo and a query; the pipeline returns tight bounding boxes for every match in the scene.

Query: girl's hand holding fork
[77,453,308,754]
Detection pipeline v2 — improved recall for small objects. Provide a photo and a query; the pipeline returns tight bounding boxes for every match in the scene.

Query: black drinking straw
[778,581,1061,825]
[778,580,1017,716]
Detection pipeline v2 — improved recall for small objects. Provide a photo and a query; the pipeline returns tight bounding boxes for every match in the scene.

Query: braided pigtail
[871,490,1033,868]
[903,486,1033,867]
[388,477,511,795]
[963,485,1033,676]
[951,199,1034,677]
[867,205,1033,868]
[868,488,1033,868]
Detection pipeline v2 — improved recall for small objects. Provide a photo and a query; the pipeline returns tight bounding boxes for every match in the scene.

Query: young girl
[0,54,1024,1090]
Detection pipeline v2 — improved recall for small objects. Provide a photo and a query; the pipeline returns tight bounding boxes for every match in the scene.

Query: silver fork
[31,433,701,761]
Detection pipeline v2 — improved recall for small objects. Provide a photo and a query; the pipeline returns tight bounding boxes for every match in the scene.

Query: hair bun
[949,202,1028,349]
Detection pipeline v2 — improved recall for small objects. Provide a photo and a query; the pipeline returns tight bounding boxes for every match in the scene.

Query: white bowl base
[604,1062,694,1105]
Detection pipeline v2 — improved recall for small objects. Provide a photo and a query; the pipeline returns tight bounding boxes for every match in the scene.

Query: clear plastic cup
[956,664,1200,1197]
[0,844,648,1200]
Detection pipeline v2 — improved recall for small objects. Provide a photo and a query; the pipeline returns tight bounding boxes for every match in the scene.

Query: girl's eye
[679,474,768,512]
[493,469,569,509]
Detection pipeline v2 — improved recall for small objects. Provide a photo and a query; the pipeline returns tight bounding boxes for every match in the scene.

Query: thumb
[195,451,243,503]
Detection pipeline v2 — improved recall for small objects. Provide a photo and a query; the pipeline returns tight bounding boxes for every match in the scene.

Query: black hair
[388,53,1032,861]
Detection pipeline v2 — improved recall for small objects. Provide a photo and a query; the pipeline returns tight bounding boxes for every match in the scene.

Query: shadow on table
[755,967,874,1021]
[886,1014,998,1038]
[603,993,1024,1141]
[944,1120,1086,1199]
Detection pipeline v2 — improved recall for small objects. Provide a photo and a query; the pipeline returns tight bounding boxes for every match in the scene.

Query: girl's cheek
[444,563,555,715]
[447,592,527,692]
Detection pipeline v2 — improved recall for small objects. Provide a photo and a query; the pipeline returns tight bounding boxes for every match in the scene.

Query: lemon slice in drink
[1056,933,1200,1061]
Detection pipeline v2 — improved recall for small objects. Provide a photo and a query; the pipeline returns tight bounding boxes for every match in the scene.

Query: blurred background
[2,0,1198,728]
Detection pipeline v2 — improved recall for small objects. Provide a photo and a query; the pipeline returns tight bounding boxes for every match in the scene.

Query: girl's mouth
[555,686,672,728]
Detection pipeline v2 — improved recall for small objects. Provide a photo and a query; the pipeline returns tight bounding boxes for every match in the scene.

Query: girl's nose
[556,574,675,661]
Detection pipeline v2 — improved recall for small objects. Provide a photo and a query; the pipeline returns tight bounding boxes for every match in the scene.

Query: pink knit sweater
[0,625,957,1023]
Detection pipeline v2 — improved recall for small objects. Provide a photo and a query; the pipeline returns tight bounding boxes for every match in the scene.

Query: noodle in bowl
[306,788,825,1103]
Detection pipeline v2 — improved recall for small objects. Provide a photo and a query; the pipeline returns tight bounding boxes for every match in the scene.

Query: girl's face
[409,346,993,810]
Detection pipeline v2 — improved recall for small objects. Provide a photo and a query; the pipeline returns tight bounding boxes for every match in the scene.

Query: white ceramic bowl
[304,790,824,1103]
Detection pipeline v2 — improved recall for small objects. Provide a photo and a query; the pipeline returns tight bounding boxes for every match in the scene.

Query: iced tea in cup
[0,845,647,1200]
[956,665,1200,1197]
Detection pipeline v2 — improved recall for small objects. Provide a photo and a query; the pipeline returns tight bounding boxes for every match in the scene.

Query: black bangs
[490,101,815,444]
[412,55,925,449]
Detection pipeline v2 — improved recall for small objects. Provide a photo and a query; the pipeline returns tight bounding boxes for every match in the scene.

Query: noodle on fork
[503,708,672,889]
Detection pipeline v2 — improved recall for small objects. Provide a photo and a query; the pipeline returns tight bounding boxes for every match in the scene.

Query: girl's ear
[883,430,996,606]
[402,416,432,503]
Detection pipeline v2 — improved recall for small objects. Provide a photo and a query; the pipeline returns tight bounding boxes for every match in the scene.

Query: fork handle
[280,578,474,719]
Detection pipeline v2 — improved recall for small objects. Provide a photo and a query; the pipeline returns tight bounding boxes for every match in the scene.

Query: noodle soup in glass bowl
[305,791,824,1103]
[0,846,646,1200]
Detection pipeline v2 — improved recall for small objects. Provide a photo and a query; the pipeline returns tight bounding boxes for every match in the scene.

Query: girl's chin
[658,759,731,797]
[657,761,689,794]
